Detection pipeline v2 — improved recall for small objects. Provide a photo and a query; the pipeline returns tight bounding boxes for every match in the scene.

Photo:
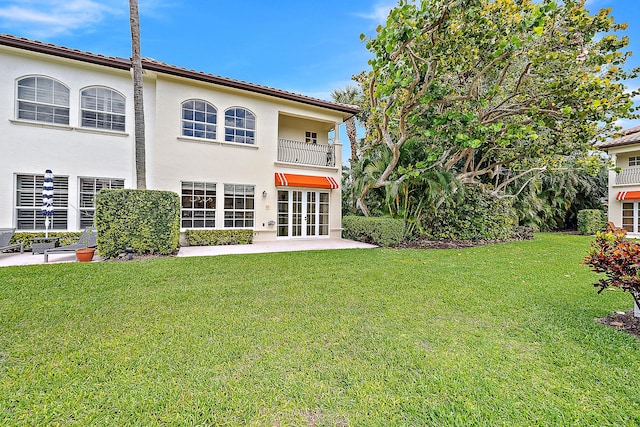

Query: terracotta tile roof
[598,126,640,149]
[0,34,360,116]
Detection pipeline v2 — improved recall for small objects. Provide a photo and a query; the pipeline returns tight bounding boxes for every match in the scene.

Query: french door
[277,190,329,237]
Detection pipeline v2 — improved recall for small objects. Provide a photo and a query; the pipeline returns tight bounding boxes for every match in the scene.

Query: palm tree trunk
[129,0,146,189]
[345,117,358,164]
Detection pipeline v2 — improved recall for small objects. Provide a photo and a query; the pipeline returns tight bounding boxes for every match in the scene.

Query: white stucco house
[0,34,359,242]
[598,126,640,236]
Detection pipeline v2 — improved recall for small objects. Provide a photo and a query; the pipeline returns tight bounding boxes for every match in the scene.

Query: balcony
[277,138,336,168]
[616,167,640,185]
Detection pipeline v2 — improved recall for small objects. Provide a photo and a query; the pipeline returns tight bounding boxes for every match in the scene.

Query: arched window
[17,76,70,125]
[224,107,256,144]
[182,100,217,140]
[80,86,126,132]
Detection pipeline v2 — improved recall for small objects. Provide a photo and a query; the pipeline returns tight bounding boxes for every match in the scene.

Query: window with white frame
[305,131,318,144]
[17,76,70,125]
[629,156,640,167]
[182,100,217,140]
[224,107,256,144]
[16,174,68,230]
[224,184,254,228]
[623,202,639,233]
[80,87,126,132]
[79,177,124,228]
[181,181,216,228]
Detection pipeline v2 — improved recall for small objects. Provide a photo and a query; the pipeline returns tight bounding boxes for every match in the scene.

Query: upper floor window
[305,131,318,144]
[630,156,640,167]
[17,76,70,125]
[182,100,217,140]
[81,87,126,132]
[224,107,256,144]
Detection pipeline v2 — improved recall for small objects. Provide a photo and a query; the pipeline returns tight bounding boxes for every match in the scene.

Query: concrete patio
[0,238,377,267]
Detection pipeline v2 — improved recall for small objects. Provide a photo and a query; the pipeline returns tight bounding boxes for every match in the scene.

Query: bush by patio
[342,216,404,246]
[12,231,83,251]
[95,189,180,257]
[184,229,253,246]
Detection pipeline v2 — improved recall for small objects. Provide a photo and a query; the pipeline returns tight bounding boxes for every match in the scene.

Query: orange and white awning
[616,191,640,200]
[275,173,339,189]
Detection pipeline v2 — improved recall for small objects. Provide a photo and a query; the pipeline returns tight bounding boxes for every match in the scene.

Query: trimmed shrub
[12,231,83,251]
[184,229,253,246]
[342,216,404,247]
[95,189,180,257]
[577,209,606,235]
[424,186,517,241]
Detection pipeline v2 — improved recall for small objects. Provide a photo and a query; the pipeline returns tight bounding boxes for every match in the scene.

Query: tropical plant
[512,156,608,230]
[584,230,640,311]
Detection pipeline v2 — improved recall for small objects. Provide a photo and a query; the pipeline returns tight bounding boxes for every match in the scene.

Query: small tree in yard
[584,230,640,315]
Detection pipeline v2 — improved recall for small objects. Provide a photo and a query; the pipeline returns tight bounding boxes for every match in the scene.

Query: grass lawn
[1,233,639,426]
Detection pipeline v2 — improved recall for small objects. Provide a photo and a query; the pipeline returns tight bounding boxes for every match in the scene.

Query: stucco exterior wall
[0,49,136,229]
[0,42,348,241]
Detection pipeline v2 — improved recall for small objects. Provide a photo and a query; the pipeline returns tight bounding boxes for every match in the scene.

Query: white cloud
[0,0,172,38]
[0,0,120,38]
[356,1,397,26]
[614,118,640,130]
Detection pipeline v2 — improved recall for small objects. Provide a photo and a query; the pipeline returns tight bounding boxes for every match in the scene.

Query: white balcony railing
[616,167,640,185]
[277,138,336,167]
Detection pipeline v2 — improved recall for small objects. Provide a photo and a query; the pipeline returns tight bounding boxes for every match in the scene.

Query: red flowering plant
[583,230,640,308]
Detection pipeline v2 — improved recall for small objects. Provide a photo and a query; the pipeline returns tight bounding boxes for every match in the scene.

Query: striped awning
[616,191,640,200]
[275,173,339,189]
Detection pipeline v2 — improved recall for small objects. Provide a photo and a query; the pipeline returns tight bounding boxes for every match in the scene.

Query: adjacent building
[598,126,640,236]
[0,34,358,241]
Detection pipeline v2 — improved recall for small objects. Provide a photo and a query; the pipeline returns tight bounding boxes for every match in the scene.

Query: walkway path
[0,239,377,267]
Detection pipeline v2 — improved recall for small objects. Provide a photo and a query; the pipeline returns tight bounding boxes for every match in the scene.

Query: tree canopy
[354,0,638,216]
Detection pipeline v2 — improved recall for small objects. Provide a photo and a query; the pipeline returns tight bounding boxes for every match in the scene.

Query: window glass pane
[18,85,36,101]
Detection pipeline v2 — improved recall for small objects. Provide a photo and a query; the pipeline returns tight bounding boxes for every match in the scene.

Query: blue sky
[0,0,638,146]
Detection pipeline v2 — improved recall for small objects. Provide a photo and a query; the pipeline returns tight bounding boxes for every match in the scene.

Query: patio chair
[0,228,24,254]
[44,227,97,263]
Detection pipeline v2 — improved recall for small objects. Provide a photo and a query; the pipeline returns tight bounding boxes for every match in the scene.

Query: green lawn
[1,233,639,426]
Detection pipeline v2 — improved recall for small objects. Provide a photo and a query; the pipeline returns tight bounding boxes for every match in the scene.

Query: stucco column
[608,153,618,225]
[333,123,343,167]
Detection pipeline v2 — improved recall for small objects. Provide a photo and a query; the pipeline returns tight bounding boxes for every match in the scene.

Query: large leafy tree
[355,0,637,216]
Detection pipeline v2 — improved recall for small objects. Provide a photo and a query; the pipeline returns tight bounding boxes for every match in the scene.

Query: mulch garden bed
[597,310,640,339]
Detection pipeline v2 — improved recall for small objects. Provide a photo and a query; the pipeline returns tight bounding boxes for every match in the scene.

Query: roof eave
[0,34,360,117]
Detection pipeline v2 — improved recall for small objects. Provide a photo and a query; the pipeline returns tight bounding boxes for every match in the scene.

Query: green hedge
[424,186,517,241]
[95,189,180,257]
[11,231,83,251]
[342,216,404,247]
[184,229,253,246]
[577,209,606,235]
